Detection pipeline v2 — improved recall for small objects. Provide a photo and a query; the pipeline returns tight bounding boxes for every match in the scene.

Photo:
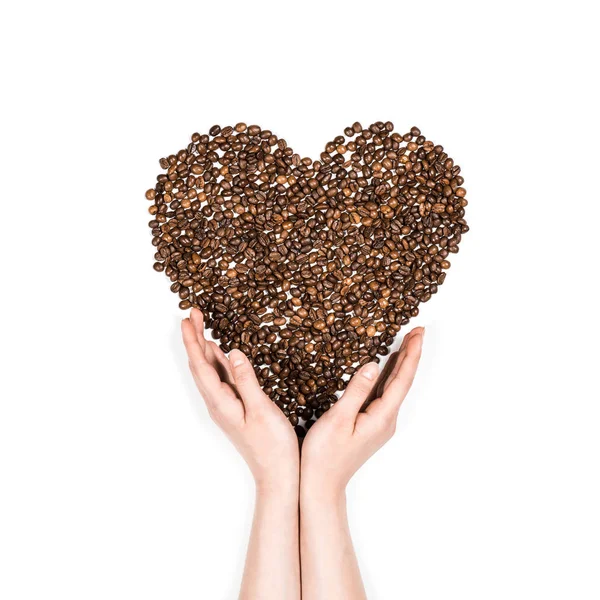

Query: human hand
[300,327,424,500]
[182,308,299,493]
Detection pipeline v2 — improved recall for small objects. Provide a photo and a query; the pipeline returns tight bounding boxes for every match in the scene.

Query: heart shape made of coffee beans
[146,121,469,435]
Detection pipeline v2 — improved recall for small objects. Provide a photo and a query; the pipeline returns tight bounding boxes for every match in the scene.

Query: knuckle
[208,402,228,426]
[205,403,218,420]
[234,368,252,386]
[357,377,372,392]
[250,405,268,421]
[327,404,350,424]
[352,378,373,398]
[208,399,222,414]
[378,416,396,437]
[330,407,349,423]
[209,411,226,430]
[386,420,397,438]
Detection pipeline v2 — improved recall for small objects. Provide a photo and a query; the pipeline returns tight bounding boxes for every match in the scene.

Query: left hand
[182,308,300,492]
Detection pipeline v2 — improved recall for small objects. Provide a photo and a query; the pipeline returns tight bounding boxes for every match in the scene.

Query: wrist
[300,472,346,507]
[255,472,299,501]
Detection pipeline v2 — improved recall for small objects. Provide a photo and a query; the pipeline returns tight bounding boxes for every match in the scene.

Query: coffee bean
[146,122,469,434]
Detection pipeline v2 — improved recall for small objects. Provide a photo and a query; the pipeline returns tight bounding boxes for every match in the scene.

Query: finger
[189,309,227,381]
[182,317,207,366]
[181,318,225,408]
[189,307,207,353]
[365,346,403,404]
[332,362,379,422]
[366,329,424,420]
[381,327,424,394]
[207,341,235,385]
[371,350,399,400]
[205,342,217,365]
[372,329,419,400]
[229,349,268,413]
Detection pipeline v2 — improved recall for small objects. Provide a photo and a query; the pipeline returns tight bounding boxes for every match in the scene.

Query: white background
[1,1,599,598]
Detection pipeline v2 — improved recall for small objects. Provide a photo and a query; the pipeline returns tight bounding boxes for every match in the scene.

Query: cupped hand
[301,327,425,498]
[182,308,299,492]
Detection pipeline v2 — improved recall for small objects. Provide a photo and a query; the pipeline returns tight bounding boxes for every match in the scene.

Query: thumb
[229,349,267,412]
[336,362,379,420]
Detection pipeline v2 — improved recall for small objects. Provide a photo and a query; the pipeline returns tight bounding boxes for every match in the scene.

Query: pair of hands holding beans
[181,307,424,496]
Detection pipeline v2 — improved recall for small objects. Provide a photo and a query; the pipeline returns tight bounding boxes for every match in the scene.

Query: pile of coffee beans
[146,122,469,436]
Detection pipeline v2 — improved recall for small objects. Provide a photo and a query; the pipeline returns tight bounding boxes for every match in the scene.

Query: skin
[182,307,424,599]
[182,309,300,600]
[300,326,424,599]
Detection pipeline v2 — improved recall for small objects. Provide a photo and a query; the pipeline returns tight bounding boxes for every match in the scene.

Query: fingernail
[230,349,244,367]
[421,327,426,340]
[362,362,379,381]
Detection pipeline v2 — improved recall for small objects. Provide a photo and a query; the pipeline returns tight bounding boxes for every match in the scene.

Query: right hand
[300,327,425,499]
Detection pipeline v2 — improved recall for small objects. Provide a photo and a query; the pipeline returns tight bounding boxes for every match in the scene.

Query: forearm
[300,484,366,600]
[239,479,301,600]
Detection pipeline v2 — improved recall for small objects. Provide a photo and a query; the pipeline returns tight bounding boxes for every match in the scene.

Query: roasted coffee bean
[146,122,469,435]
